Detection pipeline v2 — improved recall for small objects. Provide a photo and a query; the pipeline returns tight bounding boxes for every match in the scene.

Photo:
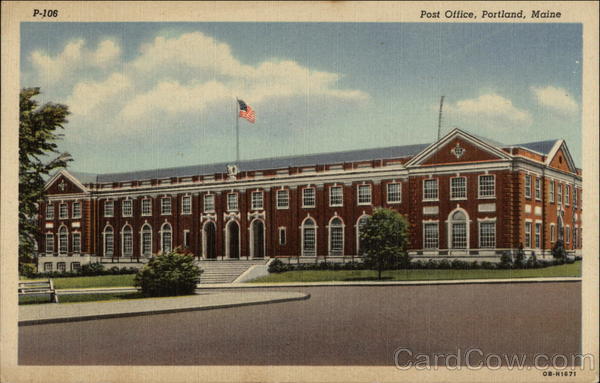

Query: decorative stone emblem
[451,143,466,159]
[226,164,239,180]
[58,180,67,191]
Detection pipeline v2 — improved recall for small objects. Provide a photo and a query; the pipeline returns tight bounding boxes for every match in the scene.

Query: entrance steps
[196,259,269,284]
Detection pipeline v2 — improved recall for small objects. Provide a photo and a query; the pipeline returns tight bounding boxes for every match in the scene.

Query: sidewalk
[19,290,310,326]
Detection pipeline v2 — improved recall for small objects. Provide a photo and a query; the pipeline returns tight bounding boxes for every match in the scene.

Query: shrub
[134,251,202,297]
[552,240,567,261]
[499,252,513,269]
[80,262,106,276]
[20,263,37,278]
[268,258,288,273]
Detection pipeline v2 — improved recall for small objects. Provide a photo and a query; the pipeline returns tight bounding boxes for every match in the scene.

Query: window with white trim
[141,224,152,257]
[57,262,66,272]
[423,223,439,249]
[44,262,52,272]
[357,216,369,255]
[524,175,532,199]
[450,211,467,249]
[450,177,467,200]
[329,218,344,254]
[58,226,68,254]
[357,185,372,205]
[104,200,114,217]
[161,198,172,215]
[122,200,133,217]
[329,186,343,207]
[161,223,172,253]
[479,221,496,248]
[72,232,81,253]
[558,184,563,205]
[534,223,541,248]
[104,226,114,256]
[572,227,577,247]
[251,191,264,210]
[573,187,577,209]
[183,230,191,248]
[387,183,401,203]
[550,224,556,243]
[204,194,215,212]
[524,222,532,248]
[181,196,192,215]
[227,193,238,211]
[45,233,54,254]
[565,185,570,206]
[478,175,495,198]
[72,202,81,218]
[302,218,316,256]
[423,179,438,200]
[46,204,54,220]
[59,203,68,219]
[141,198,152,216]
[276,190,289,209]
[302,187,316,208]
[71,262,81,272]
[122,226,133,256]
[535,178,541,200]
[565,226,570,244]
[279,227,286,246]
[549,180,555,203]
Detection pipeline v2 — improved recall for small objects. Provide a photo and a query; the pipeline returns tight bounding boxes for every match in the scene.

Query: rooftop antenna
[437,95,445,141]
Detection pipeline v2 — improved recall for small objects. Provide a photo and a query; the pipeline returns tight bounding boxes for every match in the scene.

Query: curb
[19,293,310,326]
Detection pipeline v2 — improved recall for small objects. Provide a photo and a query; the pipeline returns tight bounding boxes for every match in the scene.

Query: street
[19,282,581,365]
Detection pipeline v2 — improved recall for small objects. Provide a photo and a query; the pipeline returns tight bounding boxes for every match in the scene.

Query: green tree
[19,88,72,267]
[359,208,410,280]
[134,249,202,297]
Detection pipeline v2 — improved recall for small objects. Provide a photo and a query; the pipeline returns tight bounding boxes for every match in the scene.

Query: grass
[19,292,144,305]
[250,261,582,283]
[21,274,137,289]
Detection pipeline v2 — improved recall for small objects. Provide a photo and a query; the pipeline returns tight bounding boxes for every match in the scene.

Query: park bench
[18,279,59,303]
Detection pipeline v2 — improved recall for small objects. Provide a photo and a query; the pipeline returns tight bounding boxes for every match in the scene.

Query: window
[161,223,172,253]
[72,232,81,253]
[565,185,570,205]
[573,187,578,209]
[72,202,81,218]
[57,262,66,272]
[450,211,467,249]
[71,262,81,272]
[329,218,344,255]
[478,175,495,198]
[535,223,541,248]
[58,226,68,254]
[423,222,439,249]
[141,224,152,257]
[251,191,264,210]
[103,226,114,256]
[565,226,570,244]
[44,262,52,272]
[329,186,343,207]
[59,203,68,219]
[572,227,577,247]
[104,200,114,217]
[279,227,286,246]
[524,222,532,248]
[549,180,555,203]
[182,195,192,214]
[535,178,541,200]
[423,179,438,200]
[479,222,496,248]
[450,177,467,200]
[550,224,556,243]
[122,200,133,217]
[387,183,402,203]
[183,230,191,248]
[524,175,532,199]
[122,226,133,256]
[45,233,54,254]
[358,185,372,205]
[46,204,54,220]
[204,194,215,212]
[161,198,172,215]
[302,187,316,208]
[276,190,289,209]
[558,184,563,205]
[302,218,316,256]
[357,216,369,255]
[141,198,152,216]
[227,193,238,211]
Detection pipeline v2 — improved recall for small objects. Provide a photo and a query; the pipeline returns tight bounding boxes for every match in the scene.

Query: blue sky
[21,23,582,173]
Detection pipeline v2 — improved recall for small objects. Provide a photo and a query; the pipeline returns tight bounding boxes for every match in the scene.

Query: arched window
[448,210,468,249]
[356,215,370,255]
[301,217,317,256]
[160,223,172,253]
[122,225,133,257]
[103,226,114,256]
[141,224,152,257]
[58,226,68,254]
[329,217,344,255]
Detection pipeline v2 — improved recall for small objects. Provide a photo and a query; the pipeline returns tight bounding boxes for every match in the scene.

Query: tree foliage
[134,249,202,297]
[359,208,410,279]
[19,88,72,265]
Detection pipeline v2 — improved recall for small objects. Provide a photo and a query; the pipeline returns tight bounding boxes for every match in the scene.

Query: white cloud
[531,86,578,115]
[30,39,121,84]
[446,93,533,127]
[67,73,131,116]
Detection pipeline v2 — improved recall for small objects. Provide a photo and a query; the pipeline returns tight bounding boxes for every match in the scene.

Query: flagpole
[235,98,240,164]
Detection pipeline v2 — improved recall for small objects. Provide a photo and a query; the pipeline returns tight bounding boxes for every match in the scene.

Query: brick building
[36,129,583,272]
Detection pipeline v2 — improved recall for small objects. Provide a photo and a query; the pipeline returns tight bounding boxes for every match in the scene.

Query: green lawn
[23,274,137,289]
[19,292,144,305]
[250,261,582,283]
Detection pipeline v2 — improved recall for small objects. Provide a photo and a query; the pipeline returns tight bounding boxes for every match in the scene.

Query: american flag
[237,99,256,123]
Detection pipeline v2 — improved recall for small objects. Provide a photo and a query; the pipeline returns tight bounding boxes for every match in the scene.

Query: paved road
[19,282,581,366]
